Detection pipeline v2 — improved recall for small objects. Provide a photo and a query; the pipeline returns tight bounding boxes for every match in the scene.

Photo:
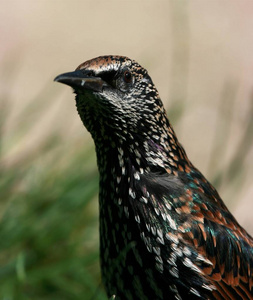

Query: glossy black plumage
[55,55,253,299]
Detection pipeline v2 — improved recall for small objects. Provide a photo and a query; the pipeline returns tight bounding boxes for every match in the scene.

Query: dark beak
[54,70,106,92]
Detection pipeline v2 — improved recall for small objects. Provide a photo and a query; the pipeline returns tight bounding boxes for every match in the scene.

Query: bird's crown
[76,55,148,82]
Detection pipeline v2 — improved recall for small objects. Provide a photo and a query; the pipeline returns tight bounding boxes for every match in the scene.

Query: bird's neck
[94,121,191,178]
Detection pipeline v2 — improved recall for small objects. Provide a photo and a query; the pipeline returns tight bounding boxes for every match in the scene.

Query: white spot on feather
[169,267,179,278]
[166,214,177,230]
[122,167,125,175]
[135,214,140,223]
[189,288,201,297]
[134,172,140,180]
[165,233,179,244]
[183,258,202,274]
[183,246,191,257]
[153,246,161,256]
[140,196,148,204]
[156,229,164,244]
[154,207,160,216]
[129,188,136,199]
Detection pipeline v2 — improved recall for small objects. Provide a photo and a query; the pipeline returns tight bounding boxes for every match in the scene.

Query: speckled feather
[55,56,253,300]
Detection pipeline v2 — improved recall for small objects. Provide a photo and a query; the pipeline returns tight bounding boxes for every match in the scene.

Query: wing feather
[131,170,253,299]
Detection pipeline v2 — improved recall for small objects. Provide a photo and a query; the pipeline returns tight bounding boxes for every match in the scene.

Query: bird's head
[55,56,169,146]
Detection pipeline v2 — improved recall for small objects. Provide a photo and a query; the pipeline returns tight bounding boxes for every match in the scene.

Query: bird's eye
[123,71,132,83]
[86,71,95,77]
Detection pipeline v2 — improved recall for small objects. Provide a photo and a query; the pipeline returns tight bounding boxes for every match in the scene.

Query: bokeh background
[1,1,253,299]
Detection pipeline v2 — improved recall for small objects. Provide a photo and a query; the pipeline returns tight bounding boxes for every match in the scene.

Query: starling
[55,56,253,300]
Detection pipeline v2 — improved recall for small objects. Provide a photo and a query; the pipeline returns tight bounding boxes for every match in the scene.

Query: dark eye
[123,71,132,83]
[86,71,94,77]
[82,70,95,77]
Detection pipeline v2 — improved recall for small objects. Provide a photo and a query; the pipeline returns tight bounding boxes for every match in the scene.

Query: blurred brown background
[1,1,253,241]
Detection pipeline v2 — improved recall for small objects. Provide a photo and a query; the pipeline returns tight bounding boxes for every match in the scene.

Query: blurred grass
[0,85,107,299]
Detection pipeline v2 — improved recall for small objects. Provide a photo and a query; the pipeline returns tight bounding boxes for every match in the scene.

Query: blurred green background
[1,1,253,299]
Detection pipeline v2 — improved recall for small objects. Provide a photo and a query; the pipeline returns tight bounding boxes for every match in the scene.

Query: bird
[54,55,253,300]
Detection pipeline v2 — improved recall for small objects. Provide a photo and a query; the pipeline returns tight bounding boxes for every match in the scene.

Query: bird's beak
[54,70,106,92]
